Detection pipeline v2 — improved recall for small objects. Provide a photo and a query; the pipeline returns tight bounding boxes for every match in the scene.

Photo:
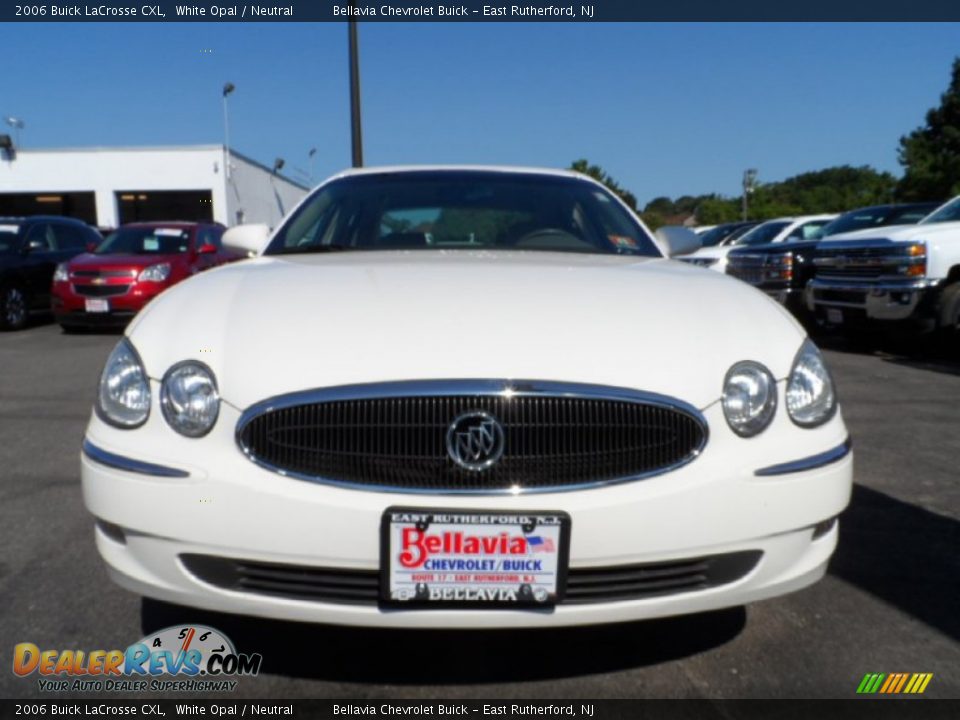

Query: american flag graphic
[527,535,556,553]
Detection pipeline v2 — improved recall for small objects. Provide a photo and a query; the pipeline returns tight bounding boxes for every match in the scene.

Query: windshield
[818,205,934,237]
[818,208,890,237]
[95,227,191,255]
[698,223,752,247]
[266,172,660,257]
[0,224,21,253]
[921,197,960,224]
[735,221,791,246]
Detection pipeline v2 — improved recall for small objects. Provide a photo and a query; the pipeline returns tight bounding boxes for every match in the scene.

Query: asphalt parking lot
[1,318,957,699]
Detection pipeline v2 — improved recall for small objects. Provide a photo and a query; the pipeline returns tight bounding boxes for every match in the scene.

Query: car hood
[126,250,806,411]
[69,252,183,269]
[684,245,731,260]
[819,220,960,243]
[729,240,818,255]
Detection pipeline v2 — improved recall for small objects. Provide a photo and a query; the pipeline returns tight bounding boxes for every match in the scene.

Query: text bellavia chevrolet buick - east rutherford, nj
[81,167,852,628]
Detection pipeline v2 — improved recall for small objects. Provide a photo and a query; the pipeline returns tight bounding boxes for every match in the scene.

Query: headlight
[900,242,926,278]
[786,339,836,427]
[682,257,718,268]
[53,263,69,283]
[138,263,171,282]
[722,361,777,437]
[97,339,151,428]
[160,361,220,437]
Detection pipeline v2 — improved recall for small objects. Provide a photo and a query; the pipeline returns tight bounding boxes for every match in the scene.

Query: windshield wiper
[276,244,355,254]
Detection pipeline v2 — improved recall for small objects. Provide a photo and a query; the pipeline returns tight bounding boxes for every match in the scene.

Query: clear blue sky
[5,22,959,205]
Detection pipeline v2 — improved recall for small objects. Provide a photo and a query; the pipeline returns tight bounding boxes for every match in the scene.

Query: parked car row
[682,215,838,273]
[710,201,957,340]
[0,219,239,332]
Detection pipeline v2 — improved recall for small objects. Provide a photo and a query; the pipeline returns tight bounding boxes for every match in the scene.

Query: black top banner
[4,0,960,22]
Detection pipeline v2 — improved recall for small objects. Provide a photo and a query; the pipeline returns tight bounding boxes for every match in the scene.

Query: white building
[0,145,309,229]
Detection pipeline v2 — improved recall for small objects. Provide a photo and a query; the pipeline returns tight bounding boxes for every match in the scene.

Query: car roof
[330,165,584,181]
[118,221,213,228]
[0,215,91,225]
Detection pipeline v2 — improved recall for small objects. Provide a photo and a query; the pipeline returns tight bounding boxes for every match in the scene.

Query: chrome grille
[727,256,770,284]
[73,284,130,297]
[814,242,923,280]
[180,551,760,605]
[237,380,707,493]
[73,269,137,278]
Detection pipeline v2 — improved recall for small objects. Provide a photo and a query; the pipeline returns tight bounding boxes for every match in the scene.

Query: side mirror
[222,224,270,257]
[196,243,218,255]
[655,226,701,257]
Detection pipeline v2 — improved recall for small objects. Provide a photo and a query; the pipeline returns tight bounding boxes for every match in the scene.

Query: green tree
[643,196,675,216]
[897,57,960,201]
[696,196,740,224]
[744,166,896,220]
[639,210,666,230]
[569,159,638,211]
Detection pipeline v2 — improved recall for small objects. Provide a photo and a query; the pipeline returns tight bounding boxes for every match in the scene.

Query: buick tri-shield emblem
[446,411,505,471]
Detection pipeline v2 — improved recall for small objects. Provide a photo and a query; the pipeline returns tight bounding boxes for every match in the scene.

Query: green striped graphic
[856,673,886,694]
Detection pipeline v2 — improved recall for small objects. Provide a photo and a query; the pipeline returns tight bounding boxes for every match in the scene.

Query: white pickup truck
[806,196,960,334]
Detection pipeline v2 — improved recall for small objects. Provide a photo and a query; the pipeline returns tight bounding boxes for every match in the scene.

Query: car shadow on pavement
[141,600,745,683]
[828,484,960,641]
[813,329,960,376]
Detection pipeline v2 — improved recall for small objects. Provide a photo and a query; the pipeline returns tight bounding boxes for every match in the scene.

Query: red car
[52,222,241,330]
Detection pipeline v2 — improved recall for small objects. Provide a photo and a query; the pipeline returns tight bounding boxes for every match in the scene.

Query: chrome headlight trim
[96,338,151,429]
[160,360,220,438]
[722,361,777,438]
[786,339,837,428]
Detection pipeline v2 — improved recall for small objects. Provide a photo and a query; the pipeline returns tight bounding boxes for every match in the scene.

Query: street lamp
[222,83,236,180]
[742,168,758,221]
[308,147,317,183]
[348,7,363,167]
[4,117,24,147]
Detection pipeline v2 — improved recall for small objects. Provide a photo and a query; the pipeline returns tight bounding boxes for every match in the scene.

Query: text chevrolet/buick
[81,167,851,627]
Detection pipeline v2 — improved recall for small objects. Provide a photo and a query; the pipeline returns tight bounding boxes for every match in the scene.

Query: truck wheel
[0,284,29,331]
[936,282,960,348]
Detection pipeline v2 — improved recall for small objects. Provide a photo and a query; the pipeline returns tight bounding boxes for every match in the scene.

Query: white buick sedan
[82,167,852,628]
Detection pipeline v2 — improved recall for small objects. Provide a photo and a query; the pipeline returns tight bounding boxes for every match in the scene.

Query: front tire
[936,282,960,350]
[0,284,29,331]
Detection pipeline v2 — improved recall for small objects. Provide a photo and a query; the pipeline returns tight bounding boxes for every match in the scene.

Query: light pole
[308,147,317,183]
[348,9,363,167]
[4,117,24,147]
[222,82,235,180]
[742,168,758,221]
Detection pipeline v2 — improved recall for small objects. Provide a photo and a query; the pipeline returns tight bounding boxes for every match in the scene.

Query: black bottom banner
[1,700,958,720]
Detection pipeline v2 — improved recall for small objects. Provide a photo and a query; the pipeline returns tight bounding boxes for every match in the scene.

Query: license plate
[827,308,843,324]
[85,298,109,313]
[381,507,570,607]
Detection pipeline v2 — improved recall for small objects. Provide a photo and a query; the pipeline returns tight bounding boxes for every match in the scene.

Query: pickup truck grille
[237,380,708,494]
[814,242,924,281]
[726,253,792,285]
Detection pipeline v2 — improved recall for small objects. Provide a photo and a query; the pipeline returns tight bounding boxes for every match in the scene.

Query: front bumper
[81,400,853,628]
[51,281,166,326]
[805,278,940,322]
